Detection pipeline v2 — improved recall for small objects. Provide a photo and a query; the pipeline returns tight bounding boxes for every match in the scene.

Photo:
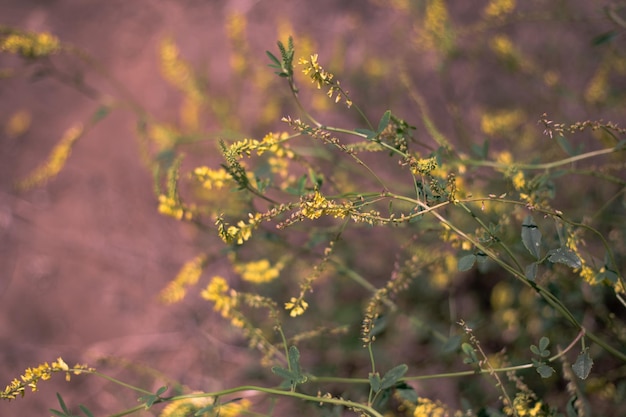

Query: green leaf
[525,262,538,281]
[395,382,418,403]
[79,405,94,417]
[547,247,581,268]
[539,336,550,353]
[369,372,382,392]
[91,105,111,123]
[462,343,478,364]
[195,404,216,416]
[266,50,281,66]
[377,110,392,134]
[380,364,408,390]
[592,30,618,46]
[288,346,302,376]
[458,254,476,271]
[271,366,298,381]
[521,215,542,259]
[555,135,576,156]
[536,364,555,378]
[572,348,593,380]
[471,139,489,159]
[57,393,70,414]
[355,128,376,139]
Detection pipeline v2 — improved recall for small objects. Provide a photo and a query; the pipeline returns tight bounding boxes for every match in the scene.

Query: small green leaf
[521,215,542,259]
[572,348,593,380]
[555,135,576,156]
[355,128,376,139]
[195,404,216,416]
[547,247,582,268]
[525,262,538,281]
[369,372,382,392]
[91,105,111,123]
[539,336,550,353]
[462,343,478,364]
[79,405,94,417]
[536,364,555,378]
[377,110,392,134]
[271,366,297,381]
[530,344,541,356]
[458,254,477,271]
[395,382,418,403]
[380,364,408,390]
[156,386,168,396]
[592,30,618,46]
[57,393,70,414]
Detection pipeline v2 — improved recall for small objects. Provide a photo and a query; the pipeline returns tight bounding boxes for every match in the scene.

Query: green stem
[462,145,624,171]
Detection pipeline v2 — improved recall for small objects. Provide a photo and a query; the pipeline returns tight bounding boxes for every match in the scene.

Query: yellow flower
[484,0,516,19]
[481,109,525,136]
[285,297,309,317]
[300,191,349,220]
[16,124,83,190]
[0,31,60,57]
[158,194,190,220]
[159,394,213,417]
[1,358,93,400]
[193,167,232,190]
[234,259,283,284]
[201,276,236,317]
[160,255,207,304]
[413,397,448,417]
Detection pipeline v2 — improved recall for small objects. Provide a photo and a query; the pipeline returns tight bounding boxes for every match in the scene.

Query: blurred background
[1,1,625,416]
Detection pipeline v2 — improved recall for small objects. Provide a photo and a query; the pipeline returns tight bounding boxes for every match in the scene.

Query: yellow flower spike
[15,123,83,190]
[0,31,60,57]
[484,0,516,19]
[1,358,94,400]
[234,258,283,284]
[285,297,309,317]
[160,255,207,304]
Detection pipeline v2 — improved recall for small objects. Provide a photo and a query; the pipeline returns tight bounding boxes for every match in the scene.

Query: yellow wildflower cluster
[193,166,232,190]
[158,393,213,417]
[413,397,449,417]
[159,395,251,417]
[1,358,93,400]
[300,191,350,220]
[299,54,352,107]
[481,109,525,136]
[484,0,516,19]
[0,30,60,57]
[159,37,204,103]
[158,194,193,220]
[160,254,207,304]
[225,11,248,75]
[234,258,283,284]
[217,213,263,245]
[228,132,294,158]
[504,392,549,417]
[284,297,309,317]
[410,156,438,176]
[584,63,610,104]
[429,254,458,290]
[216,398,252,417]
[16,123,83,190]
[413,0,455,54]
[201,276,238,320]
